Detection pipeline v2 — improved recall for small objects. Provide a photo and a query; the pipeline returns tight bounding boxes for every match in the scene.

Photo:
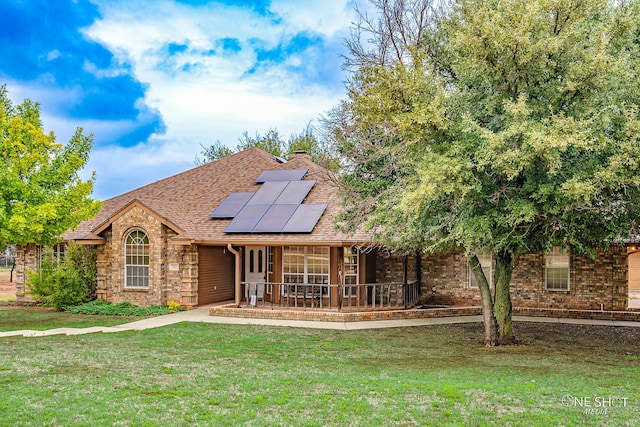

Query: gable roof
[65,147,371,245]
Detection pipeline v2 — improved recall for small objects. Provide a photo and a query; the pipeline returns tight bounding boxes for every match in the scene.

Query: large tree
[197,125,339,170]
[328,0,640,345]
[0,85,102,249]
[196,129,291,164]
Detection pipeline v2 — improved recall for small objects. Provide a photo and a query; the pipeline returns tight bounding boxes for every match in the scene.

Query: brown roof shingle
[65,147,371,245]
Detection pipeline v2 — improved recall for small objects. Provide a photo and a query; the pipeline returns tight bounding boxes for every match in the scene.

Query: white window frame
[52,243,67,261]
[469,253,492,289]
[282,246,330,297]
[124,230,149,289]
[38,243,67,268]
[343,247,359,297]
[266,246,273,295]
[545,247,570,291]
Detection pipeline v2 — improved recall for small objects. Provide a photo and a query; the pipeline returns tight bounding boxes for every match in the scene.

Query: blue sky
[0,0,363,199]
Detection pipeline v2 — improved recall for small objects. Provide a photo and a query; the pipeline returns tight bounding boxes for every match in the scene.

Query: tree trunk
[469,254,499,346]
[493,251,517,345]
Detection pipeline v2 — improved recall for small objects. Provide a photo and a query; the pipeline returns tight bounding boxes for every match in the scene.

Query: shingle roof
[65,147,371,245]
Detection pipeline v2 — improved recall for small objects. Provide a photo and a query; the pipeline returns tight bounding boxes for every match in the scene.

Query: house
[14,147,633,312]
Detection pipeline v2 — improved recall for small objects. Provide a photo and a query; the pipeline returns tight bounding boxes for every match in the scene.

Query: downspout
[227,244,241,307]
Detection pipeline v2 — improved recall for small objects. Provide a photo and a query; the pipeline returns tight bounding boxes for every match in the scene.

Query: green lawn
[0,307,143,331]
[0,320,638,426]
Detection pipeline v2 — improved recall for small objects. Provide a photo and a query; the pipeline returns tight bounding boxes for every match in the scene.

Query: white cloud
[270,0,356,37]
[46,49,61,61]
[2,78,82,141]
[86,138,195,199]
[76,0,361,198]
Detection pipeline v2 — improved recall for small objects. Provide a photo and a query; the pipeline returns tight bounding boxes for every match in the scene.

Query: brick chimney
[290,150,312,162]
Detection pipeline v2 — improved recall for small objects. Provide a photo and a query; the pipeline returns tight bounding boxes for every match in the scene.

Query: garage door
[198,246,235,305]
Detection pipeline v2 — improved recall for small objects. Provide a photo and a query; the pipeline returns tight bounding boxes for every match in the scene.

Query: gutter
[227,244,241,307]
[176,239,372,247]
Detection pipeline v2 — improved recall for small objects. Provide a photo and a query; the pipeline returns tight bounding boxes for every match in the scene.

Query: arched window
[125,230,149,288]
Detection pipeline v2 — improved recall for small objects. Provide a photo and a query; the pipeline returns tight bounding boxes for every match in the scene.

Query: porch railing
[241,281,420,311]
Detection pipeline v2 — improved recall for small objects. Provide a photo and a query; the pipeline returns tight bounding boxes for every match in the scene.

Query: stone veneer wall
[376,246,629,310]
[14,243,38,302]
[96,205,199,307]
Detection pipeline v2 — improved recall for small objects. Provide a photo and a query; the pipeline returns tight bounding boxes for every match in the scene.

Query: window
[282,246,329,296]
[52,243,67,260]
[343,247,359,297]
[39,243,67,268]
[125,230,149,288]
[267,247,273,276]
[469,253,492,289]
[283,246,305,284]
[545,247,569,291]
[266,247,273,294]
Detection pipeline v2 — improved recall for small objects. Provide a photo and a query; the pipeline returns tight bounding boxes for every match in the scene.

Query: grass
[0,307,144,331]
[0,320,638,426]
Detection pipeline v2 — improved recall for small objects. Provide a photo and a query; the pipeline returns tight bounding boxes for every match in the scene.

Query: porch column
[227,244,241,307]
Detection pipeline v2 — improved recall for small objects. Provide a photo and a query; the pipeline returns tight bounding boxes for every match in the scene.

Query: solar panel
[282,204,327,233]
[213,169,325,233]
[254,169,307,183]
[209,192,254,218]
[275,180,315,205]
[247,181,288,205]
[251,204,298,233]
[224,204,271,233]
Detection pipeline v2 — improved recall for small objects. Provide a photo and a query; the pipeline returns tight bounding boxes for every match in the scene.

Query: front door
[245,246,266,298]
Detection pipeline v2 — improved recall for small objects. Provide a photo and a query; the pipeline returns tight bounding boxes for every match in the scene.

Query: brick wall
[179,245,199,307]
[510,247,628,311]
[15,205,201,308]
[375,246,629,311]
[14,244,38,302]
[375,252,420,283]
[96,205,199,307]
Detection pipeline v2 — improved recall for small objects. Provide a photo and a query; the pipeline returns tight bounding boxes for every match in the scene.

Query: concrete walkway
[2,308,640,338]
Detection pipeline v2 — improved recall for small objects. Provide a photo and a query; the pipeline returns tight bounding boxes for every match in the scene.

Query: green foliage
[0,84,102,249]
[329,0,640,344]
[236,128,286,157]
[166,300,181,312]
[67,300,173,316]
[26,244,97,309]
[197,125,339,170]
[333,0,640,254]
[194,140,234,165]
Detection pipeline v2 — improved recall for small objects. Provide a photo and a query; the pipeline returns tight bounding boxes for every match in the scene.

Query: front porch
[238,280,421,311]
[208,301,640,324]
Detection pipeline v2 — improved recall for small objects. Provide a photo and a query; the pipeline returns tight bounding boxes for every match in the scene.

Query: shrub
[167,300,181,312]
[67,300,173,316]
[27,244,97,309]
